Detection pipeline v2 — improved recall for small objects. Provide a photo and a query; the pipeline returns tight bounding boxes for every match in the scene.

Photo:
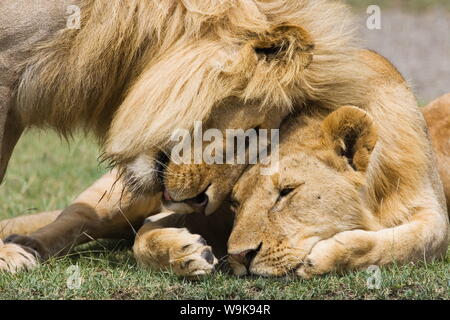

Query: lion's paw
[0,239,38,273]
[134,228,217,279]
[296,231,369,278]
[168,230,218,278]
[296,237,342,279]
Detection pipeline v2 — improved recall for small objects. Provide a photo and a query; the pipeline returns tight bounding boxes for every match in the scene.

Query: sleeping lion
[1,103,448,277]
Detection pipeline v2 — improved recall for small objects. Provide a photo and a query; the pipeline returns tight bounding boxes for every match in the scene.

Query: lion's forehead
[279,151,337,180]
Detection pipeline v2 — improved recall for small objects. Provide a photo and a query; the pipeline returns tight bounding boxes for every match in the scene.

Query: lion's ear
[322,106,378,172]
[251,24,314,63]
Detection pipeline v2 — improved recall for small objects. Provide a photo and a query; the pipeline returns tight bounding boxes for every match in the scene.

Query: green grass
[0,131,448,300]
[0,131,106,219]
[0,251,449,300]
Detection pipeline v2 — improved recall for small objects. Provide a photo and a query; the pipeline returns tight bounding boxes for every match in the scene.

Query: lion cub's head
[227,106,379,276]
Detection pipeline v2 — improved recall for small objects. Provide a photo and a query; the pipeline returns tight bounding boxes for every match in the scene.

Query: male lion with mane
[0,0,373,271]
[1,0,448,277]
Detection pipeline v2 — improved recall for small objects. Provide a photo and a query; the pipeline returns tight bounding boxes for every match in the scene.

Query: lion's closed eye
[275,182,305,204]
[275,188,294,204]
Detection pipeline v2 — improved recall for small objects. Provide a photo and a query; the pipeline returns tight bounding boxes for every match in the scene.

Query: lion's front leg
[0,86,24,182]
[133,215,217,278]
[1,170,160,273]
[0,210,61,272]
[297,207,449,278]
[296,230,371,278]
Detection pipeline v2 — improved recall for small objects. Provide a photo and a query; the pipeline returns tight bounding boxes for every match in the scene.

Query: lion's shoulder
[423,94,450,155]
[358,49,405,84]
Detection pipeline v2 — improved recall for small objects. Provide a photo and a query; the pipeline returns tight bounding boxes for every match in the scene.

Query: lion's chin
[122,168,163,195]
[246,238,322,277]
[122,152,170,195]
[228,251,306,277]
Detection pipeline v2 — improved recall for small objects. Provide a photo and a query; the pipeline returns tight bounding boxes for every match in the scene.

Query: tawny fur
[13,0,371,163]
[160,50,449,277]
[0,172,232,277]
[0,170,162,270]
[0,1,448,277]
[423,93,450,215]
[3,0,373,274]
[162,50,444,229]
[228,106,449,277]
[2,102,447,278]
[0,211,60,239]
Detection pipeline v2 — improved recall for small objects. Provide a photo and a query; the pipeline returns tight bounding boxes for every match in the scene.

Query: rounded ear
[322,106,378,172]
[250,24,314,64]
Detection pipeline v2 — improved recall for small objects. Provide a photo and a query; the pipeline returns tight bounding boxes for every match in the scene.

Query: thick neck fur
[15,0,373,160]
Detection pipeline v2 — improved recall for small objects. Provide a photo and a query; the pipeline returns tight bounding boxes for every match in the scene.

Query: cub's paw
[0,239,39,273]
[134,228,217,279]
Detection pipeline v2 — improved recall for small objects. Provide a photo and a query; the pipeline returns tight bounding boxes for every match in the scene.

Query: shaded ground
[357,8,450,102]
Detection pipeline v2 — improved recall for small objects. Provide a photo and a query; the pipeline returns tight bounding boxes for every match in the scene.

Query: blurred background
[347,0,450,102]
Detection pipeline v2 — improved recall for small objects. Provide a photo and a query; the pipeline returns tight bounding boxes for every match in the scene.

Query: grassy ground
[0,131,449,300]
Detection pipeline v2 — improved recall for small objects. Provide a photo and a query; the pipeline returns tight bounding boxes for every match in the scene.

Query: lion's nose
[230,245,261,270]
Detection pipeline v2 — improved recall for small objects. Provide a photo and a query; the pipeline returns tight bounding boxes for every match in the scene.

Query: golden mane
[15,0,372,164]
